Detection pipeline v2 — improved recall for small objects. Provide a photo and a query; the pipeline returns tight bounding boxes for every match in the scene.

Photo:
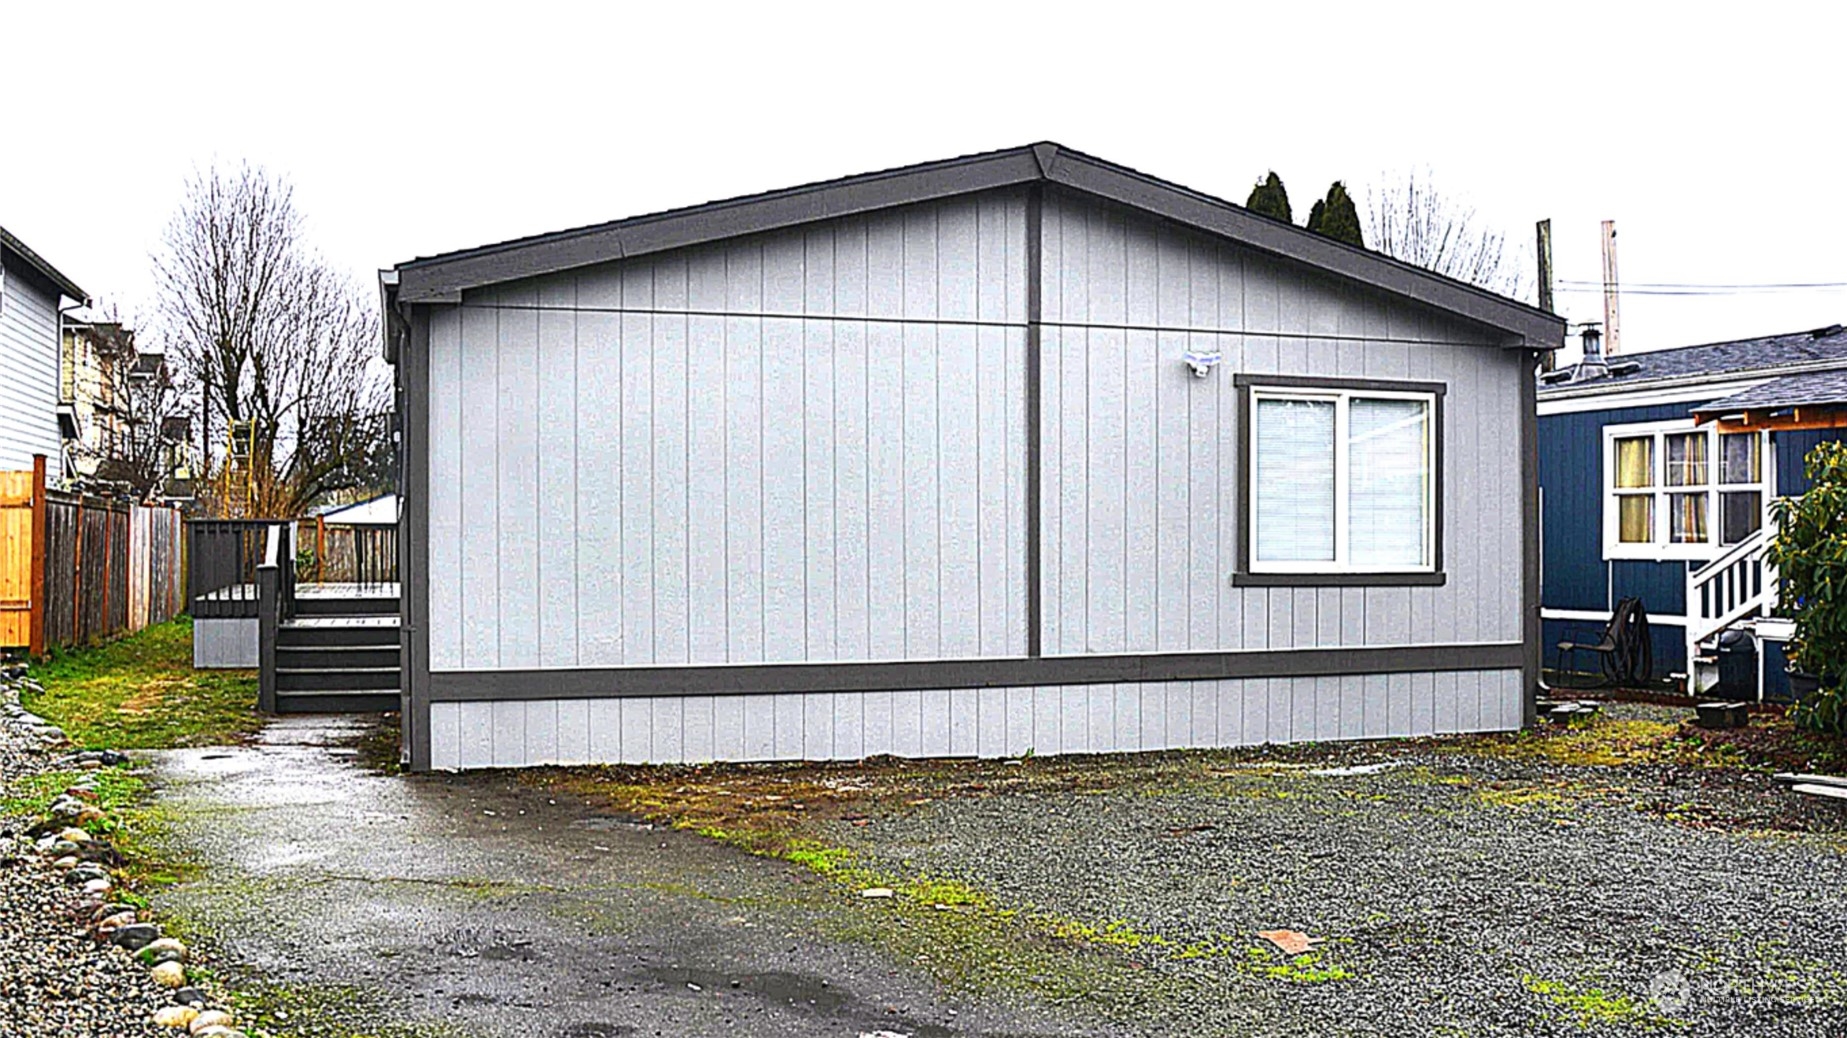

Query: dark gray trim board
[1024,184,1044,658]
[425,643,1524,702]
[0,225,88,303]
[1232,374,1447,587]
[1520,350,1542,726]
[402,306,433,772]
[391,144,1563,350]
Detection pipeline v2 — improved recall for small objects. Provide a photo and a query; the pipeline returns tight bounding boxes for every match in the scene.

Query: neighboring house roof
[314,493,397,524]
[1538,324,1847,398]
[0,224,87,302]
[1690,368,1847,418]
[389,142,1561,349]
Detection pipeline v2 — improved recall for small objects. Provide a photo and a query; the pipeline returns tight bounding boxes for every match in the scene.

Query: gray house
[1,226,88,472]
[382,144,1561,772]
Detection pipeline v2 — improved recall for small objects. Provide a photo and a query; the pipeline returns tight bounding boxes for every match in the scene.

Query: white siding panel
[575,311,623,666]
[536,308,579,666]
[496,298,540,668]
[458,307,501,669]
[427,309,465,670]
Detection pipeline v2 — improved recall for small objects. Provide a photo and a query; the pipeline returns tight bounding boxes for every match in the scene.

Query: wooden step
[294,596,399,617]
[1774,773,1847,789]
[276,645,400,669]
[276,666,399,692]
[274,690,399,714]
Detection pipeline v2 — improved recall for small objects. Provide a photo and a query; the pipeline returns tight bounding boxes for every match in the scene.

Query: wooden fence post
[27,455,46,658]
[72,501,84,644]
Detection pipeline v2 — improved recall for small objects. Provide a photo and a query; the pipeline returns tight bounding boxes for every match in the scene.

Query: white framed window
[1237,378,1441,583]
[1602,418,1768,560]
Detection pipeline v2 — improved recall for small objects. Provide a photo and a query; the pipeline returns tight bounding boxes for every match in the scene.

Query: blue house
[1538,323,1847,699]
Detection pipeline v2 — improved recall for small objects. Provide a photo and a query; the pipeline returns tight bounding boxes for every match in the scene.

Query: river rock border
[2,660,251,1038]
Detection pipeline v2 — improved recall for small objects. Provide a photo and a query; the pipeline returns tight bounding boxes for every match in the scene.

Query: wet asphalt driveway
[148,717,1083,1038]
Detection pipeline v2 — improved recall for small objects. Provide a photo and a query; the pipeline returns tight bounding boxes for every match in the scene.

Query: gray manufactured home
[382,144,1560,771]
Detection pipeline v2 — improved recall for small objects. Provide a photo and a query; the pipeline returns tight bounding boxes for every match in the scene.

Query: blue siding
[1539,402,1693,622]
[1542,616,1687,677]
[1773,428,1847,496]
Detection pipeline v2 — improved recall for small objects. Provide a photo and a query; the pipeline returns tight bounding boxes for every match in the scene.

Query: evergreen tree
[1245,172,1293,223]
[1306,181,1364,247]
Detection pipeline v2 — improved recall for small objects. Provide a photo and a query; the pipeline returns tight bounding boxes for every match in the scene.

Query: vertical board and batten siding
[426,193,1030,672]
[428,669,1524,769]
[0,266,63,471]
[1037,190,1525,657]
[419,185,1530,767]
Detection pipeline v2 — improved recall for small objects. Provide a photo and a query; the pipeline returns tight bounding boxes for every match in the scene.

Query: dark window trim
[425,642,1523,703]
[1232,373,1447,588]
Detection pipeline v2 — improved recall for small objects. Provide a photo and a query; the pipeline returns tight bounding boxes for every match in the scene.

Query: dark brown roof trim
[392,143,1562,348]
[0,225,88,303]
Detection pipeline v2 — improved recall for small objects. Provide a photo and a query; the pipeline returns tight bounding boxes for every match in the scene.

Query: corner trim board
[424,642,1524,702]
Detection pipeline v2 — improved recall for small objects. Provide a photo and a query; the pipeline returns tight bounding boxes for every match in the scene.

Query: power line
[1554,283,1847,297]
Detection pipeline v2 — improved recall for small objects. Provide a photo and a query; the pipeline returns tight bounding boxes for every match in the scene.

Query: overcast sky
[5,2,1842,360]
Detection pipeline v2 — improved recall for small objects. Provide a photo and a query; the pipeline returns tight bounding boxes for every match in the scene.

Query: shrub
[1767,440,1847,733]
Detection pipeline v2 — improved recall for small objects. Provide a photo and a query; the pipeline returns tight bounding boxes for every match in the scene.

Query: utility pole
[1535,219,1556,371]
[1601,219,1622,356]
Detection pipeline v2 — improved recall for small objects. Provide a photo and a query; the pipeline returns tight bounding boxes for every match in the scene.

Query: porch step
[274,690,399,714]
[277,666,398,692]
[294,596,399,617]
[279,617,400,647]
[276,645,399,669]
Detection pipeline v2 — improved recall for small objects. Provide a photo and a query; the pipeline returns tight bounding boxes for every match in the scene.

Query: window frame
[1600,418,1770,561]
[1233,374,1447,588]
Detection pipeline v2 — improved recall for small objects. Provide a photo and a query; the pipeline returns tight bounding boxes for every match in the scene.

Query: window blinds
[1254,398,1336,562]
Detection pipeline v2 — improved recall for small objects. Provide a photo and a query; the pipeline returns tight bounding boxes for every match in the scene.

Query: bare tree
[152,164,391,517]
[1365,170,1530,301]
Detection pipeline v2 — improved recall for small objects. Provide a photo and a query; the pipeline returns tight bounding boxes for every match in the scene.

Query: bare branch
[1365,169,1531,302]
[151,164,391,517]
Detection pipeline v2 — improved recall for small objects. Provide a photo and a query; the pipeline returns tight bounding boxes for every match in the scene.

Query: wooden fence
[1,456,186,654]
[300,519,398,585]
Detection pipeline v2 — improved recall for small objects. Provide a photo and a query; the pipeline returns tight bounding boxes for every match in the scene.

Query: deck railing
[1686,523,1778,664]
[187,519,277,619]
[256,522,296,713]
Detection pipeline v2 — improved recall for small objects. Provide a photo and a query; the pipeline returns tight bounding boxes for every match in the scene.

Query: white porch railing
[1685,523,1778,663]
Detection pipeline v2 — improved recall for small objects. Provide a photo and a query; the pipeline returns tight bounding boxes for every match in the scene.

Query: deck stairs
[273,584,400,713]
[1685,526,1781,696]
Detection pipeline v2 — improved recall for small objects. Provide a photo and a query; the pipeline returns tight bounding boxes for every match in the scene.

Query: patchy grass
[227,979,463,1038]
[1461,718,1686,768]
[0,763,198,896]
[1520,974,1657,1028]
[529,757,1244,1006]
[22,618,262,750]
[1242,946,1353,984]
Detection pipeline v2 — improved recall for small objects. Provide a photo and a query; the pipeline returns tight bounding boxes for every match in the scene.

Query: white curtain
[1255,398,1335,562]
[1348,398,1429,566]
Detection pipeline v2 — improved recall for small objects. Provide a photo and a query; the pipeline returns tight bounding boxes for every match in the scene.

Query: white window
[1602,419,1767,560]
[1246,384,1438,576]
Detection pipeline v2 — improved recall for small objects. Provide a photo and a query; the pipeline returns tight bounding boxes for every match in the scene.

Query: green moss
[23,619,263,750]
[228,979,466,1038]
[1520,974,1649,1027]
[1243,946,1353,984]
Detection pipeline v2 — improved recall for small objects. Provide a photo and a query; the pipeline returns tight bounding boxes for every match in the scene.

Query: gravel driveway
[136,704,1847,1038]
[812,707,1847,1037]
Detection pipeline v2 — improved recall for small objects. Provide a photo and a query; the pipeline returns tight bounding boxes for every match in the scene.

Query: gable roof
[0,225,87,303]
[390,143,1561,349]
[1537,324,1847,398]
[1690,368,1847,418]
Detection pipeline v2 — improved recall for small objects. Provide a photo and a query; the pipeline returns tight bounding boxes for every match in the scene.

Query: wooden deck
[198,581,399,603]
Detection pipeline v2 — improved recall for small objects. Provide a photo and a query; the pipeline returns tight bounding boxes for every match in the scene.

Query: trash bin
[1716,629,1757,700]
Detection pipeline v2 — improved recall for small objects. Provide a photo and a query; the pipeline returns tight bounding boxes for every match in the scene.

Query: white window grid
[1600,417,1769,561]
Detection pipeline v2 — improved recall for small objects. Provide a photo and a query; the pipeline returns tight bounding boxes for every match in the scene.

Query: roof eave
[393,143,1562,349]
[0,225,88,304]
